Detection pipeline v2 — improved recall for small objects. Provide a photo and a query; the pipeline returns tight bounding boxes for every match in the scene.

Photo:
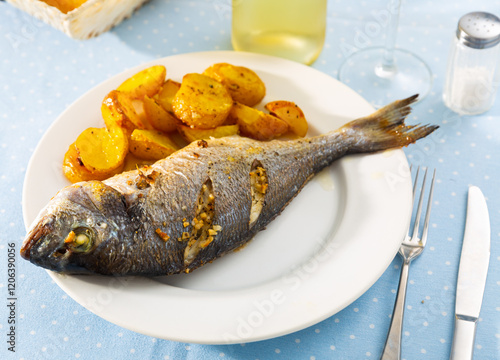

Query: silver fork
[380,167,436,360]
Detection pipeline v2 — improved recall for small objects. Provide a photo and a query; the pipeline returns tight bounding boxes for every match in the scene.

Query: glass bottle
[443,12,500,115]
[231,0,327,65]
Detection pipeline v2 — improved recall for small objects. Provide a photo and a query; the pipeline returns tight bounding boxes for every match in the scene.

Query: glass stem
[379,0,402,75]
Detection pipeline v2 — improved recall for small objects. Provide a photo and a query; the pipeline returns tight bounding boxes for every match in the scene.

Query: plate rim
[22,50,411,344]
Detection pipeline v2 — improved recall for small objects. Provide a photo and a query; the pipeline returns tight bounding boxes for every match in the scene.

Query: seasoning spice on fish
[197,140,208,148]
[21,95,438,276]
[183,179,223,266]
[135,176,149,189]
[155,229,170,242]
[249,163,268,226]
[64,231,76,244]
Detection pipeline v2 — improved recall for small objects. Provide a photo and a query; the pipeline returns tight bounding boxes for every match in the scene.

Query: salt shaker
[443,12,500,115]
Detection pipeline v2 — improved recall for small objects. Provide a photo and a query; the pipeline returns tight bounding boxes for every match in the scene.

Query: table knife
[450,186,490,360]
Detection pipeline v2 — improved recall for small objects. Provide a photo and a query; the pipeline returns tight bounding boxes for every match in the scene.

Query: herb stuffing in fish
[21,95,438,276]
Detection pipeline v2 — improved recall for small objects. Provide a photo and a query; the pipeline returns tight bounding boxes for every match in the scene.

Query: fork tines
[408,166,436,246]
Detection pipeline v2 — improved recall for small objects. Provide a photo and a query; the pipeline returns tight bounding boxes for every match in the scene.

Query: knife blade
[450,186,490,360]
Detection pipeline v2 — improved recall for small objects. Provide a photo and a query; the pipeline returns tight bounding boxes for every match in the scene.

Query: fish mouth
[21,221,53,261]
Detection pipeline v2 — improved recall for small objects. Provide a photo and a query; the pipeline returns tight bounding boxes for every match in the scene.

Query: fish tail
[342,94,439,154]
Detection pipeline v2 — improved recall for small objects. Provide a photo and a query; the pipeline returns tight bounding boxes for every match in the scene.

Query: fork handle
[380,261,410,360]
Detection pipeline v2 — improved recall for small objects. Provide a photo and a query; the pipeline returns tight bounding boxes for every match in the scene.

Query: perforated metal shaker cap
[457,12,500,49]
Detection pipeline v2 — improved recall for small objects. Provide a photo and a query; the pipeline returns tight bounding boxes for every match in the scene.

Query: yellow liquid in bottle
[232,0,327,65]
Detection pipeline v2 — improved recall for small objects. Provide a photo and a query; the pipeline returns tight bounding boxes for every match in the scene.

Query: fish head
[21,181,131,274]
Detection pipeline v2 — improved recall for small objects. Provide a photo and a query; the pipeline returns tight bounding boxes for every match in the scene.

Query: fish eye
[64,227,94,253]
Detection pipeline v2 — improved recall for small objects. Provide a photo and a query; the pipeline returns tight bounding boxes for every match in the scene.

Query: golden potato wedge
[116,65,166,99]
[172,73,233,129]
[62,143,94,183]
[156,79,181,113]
[265,101,308,137]
[143,95,178,133]
[101,90,152,134]
[177,124,239,143]
[74,126,128,175]
[122,153,156,172]
[129,129,180,160]
[203,63,266,107]
[63,142,123,183]
[228,102,288,141]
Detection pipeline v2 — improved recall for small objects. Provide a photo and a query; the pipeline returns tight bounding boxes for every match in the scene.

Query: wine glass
[338,0,433,108]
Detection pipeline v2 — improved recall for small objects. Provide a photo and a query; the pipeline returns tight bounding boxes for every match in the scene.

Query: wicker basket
[6,0,149,40]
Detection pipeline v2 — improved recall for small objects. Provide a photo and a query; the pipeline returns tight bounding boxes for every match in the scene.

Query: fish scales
[21,95,438,276]
[113,136,336,275]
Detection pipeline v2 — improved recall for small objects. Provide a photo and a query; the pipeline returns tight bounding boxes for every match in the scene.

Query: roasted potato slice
[265,101,308,137]
[129,129,180,160]
[117,65,166,99]
[75,126,128,175]
[101,90,152,133]
[172,73,233,129]
[228,102,288,141]
[177,124,239,143]
[143,95,178,133]
[156,79,181,113]
[203,63,266,107]
[63,142,123,183]
[122,153,156,172]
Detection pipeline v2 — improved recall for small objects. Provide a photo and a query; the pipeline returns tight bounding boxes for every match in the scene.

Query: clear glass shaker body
[443,37,500,115]
[231,0,327,65]
[443,12,500,115]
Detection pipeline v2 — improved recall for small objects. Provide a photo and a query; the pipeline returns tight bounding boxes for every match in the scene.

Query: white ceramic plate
[23,51,412,344]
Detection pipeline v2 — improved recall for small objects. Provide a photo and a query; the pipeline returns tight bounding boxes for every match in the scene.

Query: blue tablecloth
[1,0,499,359]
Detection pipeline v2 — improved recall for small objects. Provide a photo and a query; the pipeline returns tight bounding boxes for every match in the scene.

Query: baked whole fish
[21,95,437,276]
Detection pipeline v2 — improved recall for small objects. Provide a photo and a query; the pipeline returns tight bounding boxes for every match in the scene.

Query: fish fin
[342,94,439,154]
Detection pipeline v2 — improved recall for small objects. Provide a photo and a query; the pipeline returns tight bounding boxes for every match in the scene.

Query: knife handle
[450,316,477,360]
